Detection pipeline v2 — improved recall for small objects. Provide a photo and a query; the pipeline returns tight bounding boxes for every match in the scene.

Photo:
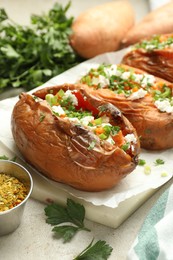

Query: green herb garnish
[0,155,17,161]
[121,143,130,151]
[39,113,45,122]
[73,239,113,260]
[45,198,90,243]
[154,159,165,166]
[133,35,173,51]
[138,159,146,166]
[88,140,96,150]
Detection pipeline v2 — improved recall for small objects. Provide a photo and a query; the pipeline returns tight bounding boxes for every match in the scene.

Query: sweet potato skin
[70,0,135,58]
[11,84,139,192]
[80,65,173,150]
[121,2,173,47]
[122,36,173,82]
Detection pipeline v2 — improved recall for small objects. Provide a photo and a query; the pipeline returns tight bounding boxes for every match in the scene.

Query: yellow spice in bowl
[0,173,28,212]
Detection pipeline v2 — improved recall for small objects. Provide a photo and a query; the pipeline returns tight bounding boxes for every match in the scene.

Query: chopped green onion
[93,117,102,125]
[58,89,65,97]
[144,165,151,175]
[88,141,96,150]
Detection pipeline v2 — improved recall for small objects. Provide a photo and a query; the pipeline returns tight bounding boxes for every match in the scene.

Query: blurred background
[0,0,150,25]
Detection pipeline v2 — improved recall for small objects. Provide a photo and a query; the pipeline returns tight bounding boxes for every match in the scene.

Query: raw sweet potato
[70,0,135,58]
[11,84,139,191]
[79,64,173,150]
[122,33,173,82]
[121,1,173,47]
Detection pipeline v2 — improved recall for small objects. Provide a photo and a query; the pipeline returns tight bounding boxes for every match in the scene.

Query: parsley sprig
[45,199,113,259]
[0,154,17,161]
[154,159,165,166]
[73,239,113,260]
[45,198,90,243]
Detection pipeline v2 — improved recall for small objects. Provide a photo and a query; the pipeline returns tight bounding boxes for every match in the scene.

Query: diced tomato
[73,91,99,116]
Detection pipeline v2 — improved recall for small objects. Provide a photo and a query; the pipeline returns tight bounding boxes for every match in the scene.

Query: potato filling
[79,64,173,113]
[44,89,137,151]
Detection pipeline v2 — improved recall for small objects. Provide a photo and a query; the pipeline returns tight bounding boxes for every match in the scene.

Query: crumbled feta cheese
[101,115,110,123]
[52,105,65,115]
[80,116,94,126]
[130,89,147,100]
[104,65,117,77]
[92,77,100,85]
[68,117,80,124]
[154,99,173,113]
[121,71,131,80]
[98,75,110,88]
[141,74,155,87]
[146,44,156,50]
[92,75,109,88]
[63,90,78,106]
[124,134,137,144]
[133,73,143,84]
[105,136,115,145]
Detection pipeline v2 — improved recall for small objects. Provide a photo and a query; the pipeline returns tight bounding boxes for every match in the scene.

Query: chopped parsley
[138,159,146,166]
[154,159,165,166]
[39,113,45,122]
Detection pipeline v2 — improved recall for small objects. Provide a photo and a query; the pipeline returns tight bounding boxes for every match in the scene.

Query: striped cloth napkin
[127,184,173,260]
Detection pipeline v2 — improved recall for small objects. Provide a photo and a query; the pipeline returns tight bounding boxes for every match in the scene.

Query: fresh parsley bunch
[0,2,82,93]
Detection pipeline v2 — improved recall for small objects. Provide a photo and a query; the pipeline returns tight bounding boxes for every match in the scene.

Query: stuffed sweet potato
[70,0,135,58]
[122,34,173,82]
[79,64,173,150]
[121,2,173,47]
[11,84,139,192]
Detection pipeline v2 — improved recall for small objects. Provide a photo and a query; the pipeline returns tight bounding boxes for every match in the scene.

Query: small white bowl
[0,160,33,236]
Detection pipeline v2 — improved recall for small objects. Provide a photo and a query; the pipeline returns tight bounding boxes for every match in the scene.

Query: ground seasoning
[0,173,28,212]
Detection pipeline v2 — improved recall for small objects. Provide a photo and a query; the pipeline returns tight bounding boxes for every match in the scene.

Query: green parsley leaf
[0,155,9,160]
[73,239,113,260]
[52,225,79,243]
[66,199,85,227]
[45,198,90,242]
[154,159,165,166]
[45,203,71,225]
[0,155,17,161]
[138,159,146,166]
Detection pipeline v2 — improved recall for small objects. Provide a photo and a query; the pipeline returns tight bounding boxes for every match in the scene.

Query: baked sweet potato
[122,34,173,82]
[70,0,135,58]
[121,2,173,47]
[11,84,139,191]
[79,64,173,150]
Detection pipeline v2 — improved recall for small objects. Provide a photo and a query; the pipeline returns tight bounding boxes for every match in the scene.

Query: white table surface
[1,1,172,260]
